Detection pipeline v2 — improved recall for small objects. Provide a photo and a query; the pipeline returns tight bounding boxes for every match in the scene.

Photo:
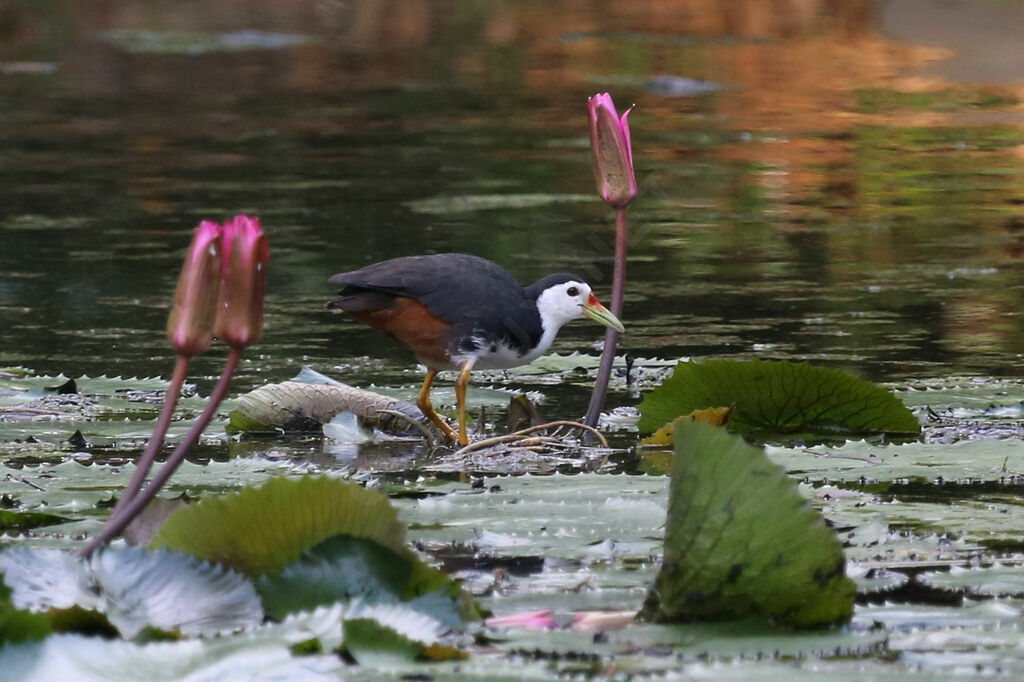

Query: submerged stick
[452,419,609,456]
[509,420,609,447]
[453,435,561,456]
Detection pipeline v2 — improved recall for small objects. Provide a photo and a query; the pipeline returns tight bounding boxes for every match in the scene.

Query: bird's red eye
[567,286,579,297]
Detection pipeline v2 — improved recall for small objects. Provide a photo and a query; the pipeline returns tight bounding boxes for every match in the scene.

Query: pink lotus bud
[166,221,223,356]
[214,215,269,349]
[588,93,637,209]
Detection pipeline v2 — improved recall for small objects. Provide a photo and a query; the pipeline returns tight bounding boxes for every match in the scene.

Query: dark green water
[3,1,1024,422]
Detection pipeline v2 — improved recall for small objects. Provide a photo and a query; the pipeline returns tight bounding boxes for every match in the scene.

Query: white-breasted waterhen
[327,253,624,446]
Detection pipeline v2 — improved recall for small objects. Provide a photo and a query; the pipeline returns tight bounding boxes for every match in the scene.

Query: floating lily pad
[0,510,68,533]
[0,457,299,537]
[0,374,209,451]
[401,471,669,622]
[638,359,920,443]
[847,564,910,595]
[473,353,677,390]
[917,564,1024,598]
[674,658,994,681]
[476,619,887,677]
[852,597,1024,631]
[765,437,1024,483]
[895,376,1024,414]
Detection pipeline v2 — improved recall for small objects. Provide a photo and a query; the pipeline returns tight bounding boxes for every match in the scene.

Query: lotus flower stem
[77,215,267,559]
[105,219,223,521]
[582,93,634,428]
[76,347,241,558]
[108,354,190,520]
[584,206,628,427]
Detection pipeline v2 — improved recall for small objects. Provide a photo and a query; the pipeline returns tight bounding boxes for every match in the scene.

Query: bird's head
[531,275,624,333]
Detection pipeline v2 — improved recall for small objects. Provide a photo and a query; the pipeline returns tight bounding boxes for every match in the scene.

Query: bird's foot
[426,417,467,447]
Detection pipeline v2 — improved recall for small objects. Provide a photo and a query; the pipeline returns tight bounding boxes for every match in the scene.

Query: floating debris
[97,29,314,55]
[645,75,725,97]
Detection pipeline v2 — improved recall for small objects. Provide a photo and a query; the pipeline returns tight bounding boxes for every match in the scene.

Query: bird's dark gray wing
[328,253,542,351]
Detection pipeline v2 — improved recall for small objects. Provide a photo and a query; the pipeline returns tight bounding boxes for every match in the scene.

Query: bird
[326,253,624,446]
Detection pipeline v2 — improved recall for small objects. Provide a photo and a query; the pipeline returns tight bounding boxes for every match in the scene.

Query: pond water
[4,1,1024,415]
[4,0,1024,678]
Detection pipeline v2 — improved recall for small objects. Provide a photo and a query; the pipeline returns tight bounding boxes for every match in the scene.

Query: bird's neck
[520,287,573,363]
[518,311,561,364]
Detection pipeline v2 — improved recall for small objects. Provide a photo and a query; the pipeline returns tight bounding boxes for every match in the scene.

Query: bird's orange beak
[582,293,624,333]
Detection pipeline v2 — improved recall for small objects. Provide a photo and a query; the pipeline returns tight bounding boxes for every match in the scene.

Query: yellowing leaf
[639,406,734,446]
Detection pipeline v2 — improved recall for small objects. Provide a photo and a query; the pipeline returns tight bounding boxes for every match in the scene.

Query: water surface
[2,1,1024,419]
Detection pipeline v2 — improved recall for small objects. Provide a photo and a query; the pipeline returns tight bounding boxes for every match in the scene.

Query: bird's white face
[464,279,623,370]
[535,280,594,329]
[536,280,624,333]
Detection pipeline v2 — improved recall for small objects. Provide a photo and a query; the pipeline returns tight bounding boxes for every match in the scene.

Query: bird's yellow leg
[454,358,477,446]
[418,369,458,443]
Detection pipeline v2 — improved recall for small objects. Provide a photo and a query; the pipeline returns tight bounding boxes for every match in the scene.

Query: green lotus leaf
[149,476,408,577]
[641,420,856,627]
[637,359,920,442]
[0,510,69,533]
[257,535,415,620]
[342,613,437,667]
[343,618,420,666]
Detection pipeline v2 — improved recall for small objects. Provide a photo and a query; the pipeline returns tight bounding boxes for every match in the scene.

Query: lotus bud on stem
[107,221,222,524]
[78,215,269,558]
[167,220,224,357]
[587,92,637,209]
[213,215,269,349]
[584,93,635,428]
